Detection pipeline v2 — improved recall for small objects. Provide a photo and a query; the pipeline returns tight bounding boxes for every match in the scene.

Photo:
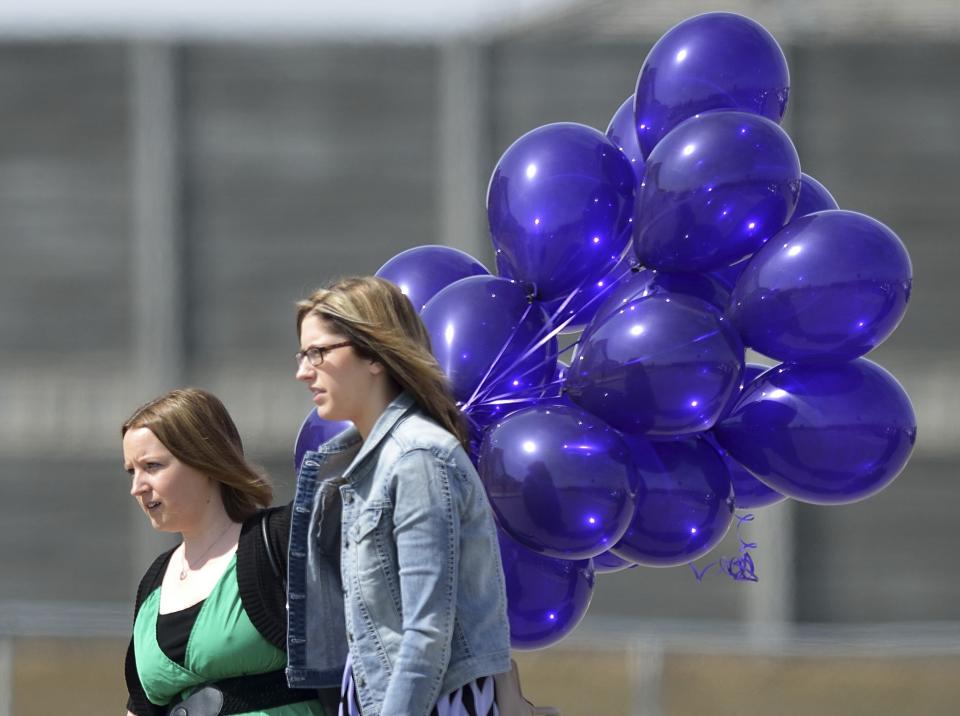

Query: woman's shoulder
[388,410,462,458]
[240,504,291,534]
[238,504,292,565]
[383,425,480,497]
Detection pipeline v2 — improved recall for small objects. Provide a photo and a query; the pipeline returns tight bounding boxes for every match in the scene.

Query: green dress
[133,554,323,716]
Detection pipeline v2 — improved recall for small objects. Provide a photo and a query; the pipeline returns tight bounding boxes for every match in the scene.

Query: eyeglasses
[294,341,353,368]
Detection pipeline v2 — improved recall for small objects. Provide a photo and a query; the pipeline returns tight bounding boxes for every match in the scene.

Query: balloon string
[468,394,555,411]
[470,340,580,407]
[538,275,588,326]
[470,353,559,405]
[462,304,559,413]
[468,342,580,407]
[540,252,639,335]
[689,513,758,583]
[526,262,636,358]
[734,513,758,552]
[473,340,578,406]
[462,301,536,411]
[524,231,636,339]
[461,408,485,431]
[466,266,635,411]
[471,360,564,408]
[498,264,633,377]
[472,376,564,408]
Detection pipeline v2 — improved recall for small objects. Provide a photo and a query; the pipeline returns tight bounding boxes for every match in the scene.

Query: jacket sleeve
[378,448,461,716]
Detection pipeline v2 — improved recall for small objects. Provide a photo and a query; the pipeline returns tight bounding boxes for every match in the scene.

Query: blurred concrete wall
[0,37,958,624]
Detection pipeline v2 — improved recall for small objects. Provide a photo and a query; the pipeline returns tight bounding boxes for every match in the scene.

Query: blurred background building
[1,0,959,713]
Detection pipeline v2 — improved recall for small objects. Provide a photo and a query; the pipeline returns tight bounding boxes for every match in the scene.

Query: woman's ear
[368,359,385,376]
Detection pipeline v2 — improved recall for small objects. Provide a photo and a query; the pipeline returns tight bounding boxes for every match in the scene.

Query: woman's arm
[378,449,461,716]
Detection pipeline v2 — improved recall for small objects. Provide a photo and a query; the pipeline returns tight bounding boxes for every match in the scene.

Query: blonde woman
[122,388,345,716]
[288,277,511,716]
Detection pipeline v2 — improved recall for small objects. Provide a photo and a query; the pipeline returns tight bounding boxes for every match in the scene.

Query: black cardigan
[125,505,304,715]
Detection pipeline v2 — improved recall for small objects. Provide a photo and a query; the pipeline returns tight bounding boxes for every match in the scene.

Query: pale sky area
[0,0,580,39]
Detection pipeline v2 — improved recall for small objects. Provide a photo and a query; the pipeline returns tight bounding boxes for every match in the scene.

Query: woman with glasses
[287,276,511,716]
[122,388,345,716]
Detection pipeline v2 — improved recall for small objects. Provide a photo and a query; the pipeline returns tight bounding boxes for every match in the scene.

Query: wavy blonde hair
[296,276,468,447]
[121,388,272,522]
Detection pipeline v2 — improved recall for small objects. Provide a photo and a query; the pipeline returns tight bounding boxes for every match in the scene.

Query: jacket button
[357,676,366,689]
[347,631,353,642]
[172,708,188,716]
[344,493,353,504]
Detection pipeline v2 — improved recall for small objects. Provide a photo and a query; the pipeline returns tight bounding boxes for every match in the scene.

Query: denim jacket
[285,450,351,690]
[287,393,511,716]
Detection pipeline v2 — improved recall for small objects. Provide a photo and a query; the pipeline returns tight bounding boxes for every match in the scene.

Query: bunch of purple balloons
[297,11,917,651]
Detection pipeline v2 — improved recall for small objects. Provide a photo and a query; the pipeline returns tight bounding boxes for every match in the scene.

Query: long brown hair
[121,388,272,522]
[296,276,468,448]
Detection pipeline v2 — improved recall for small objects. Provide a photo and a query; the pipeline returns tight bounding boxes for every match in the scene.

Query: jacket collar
[338,392,416,480]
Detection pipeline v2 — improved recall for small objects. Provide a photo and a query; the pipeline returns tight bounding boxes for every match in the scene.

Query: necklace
[180,522,235,580]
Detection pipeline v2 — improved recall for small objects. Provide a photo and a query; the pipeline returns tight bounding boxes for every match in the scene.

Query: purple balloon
[465,388,574,451]
[611,436,734,567]
[498,528,594,650]
[479,402,640,559]
[605,95,646,185]
[566,294,744,437]
[464,396,546,468]
[421,275,557,405]
[703,433,786,510]
[718,362,770,421]
[722,444,786,510]
[634,12,789,158]
[590,266,731,328]
[711,175,836,299]
[709,256,752,292]
[294,409,352,472]
[593,550,638,574]
[709,363,788,510]
[376,244,489,312]
[634,110,801,272]
[729,210,912,363]
[540,245,635,333]
[714,359,917,505]
[793,173,839,220]
[487,122,635,301]
[465,391,579,468]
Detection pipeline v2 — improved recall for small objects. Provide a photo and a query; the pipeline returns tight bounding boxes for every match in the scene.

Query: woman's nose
[295,360,315,381]
[129,471,147,497]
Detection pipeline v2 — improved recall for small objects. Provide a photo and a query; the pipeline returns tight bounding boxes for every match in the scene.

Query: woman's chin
[146,512,178,533]
[315,404,343,422]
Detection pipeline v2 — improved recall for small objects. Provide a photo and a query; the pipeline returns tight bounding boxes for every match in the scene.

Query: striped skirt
[338,652,499,716]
